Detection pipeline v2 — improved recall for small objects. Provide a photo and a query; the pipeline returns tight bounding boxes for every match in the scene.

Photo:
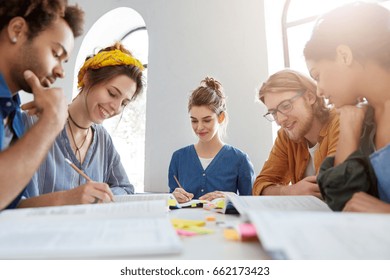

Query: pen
[173,175,193,202]
[65,158,92,181]
[173,175,184,189]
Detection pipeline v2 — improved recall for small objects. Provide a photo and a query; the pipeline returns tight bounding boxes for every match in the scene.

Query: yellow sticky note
[171,218,206,229]
[186,226,214,234]
[224,228,239,241]
[168,199,177,207]
[215,199,225,209]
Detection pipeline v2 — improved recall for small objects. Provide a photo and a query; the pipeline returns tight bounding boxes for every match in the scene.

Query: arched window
[75,7,148,193]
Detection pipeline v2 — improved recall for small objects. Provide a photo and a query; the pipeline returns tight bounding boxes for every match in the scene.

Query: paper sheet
[248,210,390,260]
[225,194,331,215]
[0,200,182,259]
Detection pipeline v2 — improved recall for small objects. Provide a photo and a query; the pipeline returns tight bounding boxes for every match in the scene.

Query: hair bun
[202,77,225,100]
[203,77,222,91]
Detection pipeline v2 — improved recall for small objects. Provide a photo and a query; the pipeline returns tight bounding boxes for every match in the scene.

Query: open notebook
[204,192,331,217]
[114,193,177,206]
[114,193,212,209]
[247,210,390,260]
[0,200,182,259]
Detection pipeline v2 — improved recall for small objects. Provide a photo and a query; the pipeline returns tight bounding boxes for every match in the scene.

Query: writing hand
[173,188,194,203]
[65,182,114,204]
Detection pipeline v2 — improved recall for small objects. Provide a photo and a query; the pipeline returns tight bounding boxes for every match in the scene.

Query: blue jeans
[370,144,390,203]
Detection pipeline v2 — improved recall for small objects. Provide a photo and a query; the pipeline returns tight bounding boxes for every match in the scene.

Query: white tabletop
[136,207,269,260]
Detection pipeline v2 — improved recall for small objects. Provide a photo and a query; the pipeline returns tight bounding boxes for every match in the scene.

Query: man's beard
[285,106,314,143]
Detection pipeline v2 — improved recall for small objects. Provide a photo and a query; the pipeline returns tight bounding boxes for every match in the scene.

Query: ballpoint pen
[173,175,184,189]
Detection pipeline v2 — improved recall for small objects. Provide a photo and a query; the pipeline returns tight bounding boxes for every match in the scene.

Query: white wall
[63,0,273,192]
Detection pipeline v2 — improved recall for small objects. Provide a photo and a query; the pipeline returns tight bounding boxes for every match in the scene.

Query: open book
[0,200,182,259]
[204,192,331,217]
[247,210,390,259]
[115,193,215,209]
[114,193,178,207]
[113,193,196,209]
[176,199,211,208]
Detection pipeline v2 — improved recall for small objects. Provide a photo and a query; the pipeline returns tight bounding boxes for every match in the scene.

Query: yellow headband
[77,49,144,88]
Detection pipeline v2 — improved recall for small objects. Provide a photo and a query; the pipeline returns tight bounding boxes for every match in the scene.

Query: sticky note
[215,199,225,209]
[171,218,206,229]
[223,228,239,241]
[238,223,258,242]
[168,199,178,207]
[176,229,197,236]
[205,215,216,222]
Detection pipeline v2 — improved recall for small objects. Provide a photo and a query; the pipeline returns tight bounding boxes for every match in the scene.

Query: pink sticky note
[238,223,258,241]
[176,229,197,236]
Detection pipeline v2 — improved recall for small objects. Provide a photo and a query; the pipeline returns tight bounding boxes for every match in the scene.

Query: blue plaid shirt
[0,74,26,209]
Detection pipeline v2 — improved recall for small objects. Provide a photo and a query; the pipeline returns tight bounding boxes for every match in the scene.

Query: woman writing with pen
[18,42,144,207]
[168,77,254,203]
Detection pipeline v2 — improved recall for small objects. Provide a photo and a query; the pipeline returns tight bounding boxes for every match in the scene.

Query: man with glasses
[252,69,339,198]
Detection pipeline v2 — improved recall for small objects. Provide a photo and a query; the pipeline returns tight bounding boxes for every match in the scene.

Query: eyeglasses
[263,92,304,122]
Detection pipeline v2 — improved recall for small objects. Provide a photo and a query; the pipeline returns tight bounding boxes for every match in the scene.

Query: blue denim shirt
[21,114,134,199]
[0,74,26,209]
[370,144,390,203]
[168,144,254,198]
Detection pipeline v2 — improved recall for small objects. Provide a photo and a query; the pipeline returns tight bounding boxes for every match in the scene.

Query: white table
[137,207,269,260]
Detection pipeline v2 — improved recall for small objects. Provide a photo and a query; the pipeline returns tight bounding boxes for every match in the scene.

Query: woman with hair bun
[168,77,254,203]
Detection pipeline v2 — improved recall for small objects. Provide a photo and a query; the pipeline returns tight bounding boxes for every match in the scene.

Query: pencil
[173,175,184,189]
[65,158,92,181]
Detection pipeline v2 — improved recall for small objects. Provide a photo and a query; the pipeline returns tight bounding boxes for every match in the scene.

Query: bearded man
[253,69,339,198]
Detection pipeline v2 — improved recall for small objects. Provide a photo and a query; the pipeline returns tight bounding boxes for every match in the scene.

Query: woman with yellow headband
[18,42,144,207]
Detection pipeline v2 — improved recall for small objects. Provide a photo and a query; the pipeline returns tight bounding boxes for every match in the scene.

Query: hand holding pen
[173,175,194,203]
[65,158,114,204]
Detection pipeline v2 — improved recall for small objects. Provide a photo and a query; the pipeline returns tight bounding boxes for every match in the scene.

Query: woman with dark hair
[19,42,145,207]
[304,2,390,213]
[168,77,254,203]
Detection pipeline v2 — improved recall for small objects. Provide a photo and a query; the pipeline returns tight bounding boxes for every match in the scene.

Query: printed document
[0,200,182,259]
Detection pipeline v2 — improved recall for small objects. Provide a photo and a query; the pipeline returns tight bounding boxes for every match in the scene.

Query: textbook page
[178,199,210,208]
[0,201,182,259]
[0,200,168,220]
[114,193,179,208]
[114,193,173,203]
[114,193,213,209]
[247,210,390,260]
[224,193,331,216]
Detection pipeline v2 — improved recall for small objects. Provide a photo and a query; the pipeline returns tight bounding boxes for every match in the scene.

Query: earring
[11,37,17,43]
